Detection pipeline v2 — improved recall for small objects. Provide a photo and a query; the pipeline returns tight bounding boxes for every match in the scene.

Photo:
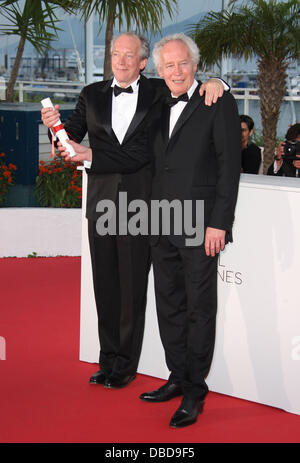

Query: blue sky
[0,0,232,52]
[0,0,224,47]
[163,0,224,25]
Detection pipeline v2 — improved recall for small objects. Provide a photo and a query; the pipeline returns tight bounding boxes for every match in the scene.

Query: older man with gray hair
[42,32,226,392]
[139,33,241,428]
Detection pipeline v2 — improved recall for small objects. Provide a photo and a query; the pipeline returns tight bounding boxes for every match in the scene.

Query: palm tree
[189,0,300,173]
[0,0,80,102]
[79,0,178,80]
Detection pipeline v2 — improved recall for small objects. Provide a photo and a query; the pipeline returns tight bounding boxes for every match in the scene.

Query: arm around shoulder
[209,92,241,232]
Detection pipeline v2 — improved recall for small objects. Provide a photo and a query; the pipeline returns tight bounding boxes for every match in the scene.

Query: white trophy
[41,97,76,158]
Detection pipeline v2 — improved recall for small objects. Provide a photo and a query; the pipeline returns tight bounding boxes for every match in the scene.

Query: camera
[283,139,300,160]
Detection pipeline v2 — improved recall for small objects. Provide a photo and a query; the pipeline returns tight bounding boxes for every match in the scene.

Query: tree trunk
[257,56,287,174]
[6,35,26,102]
[103,12,114,80]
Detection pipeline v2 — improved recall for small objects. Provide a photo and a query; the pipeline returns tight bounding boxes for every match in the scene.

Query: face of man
[241,122,253,148]
[111,35,147,88]
[157,40,197,97]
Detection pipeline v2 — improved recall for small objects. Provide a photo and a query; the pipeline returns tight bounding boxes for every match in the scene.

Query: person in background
[240,114,261,174]
[267,123,300,178]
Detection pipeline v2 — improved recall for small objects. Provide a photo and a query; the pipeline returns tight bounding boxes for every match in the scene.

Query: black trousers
[88,220,151,379]
[151,235,218,400]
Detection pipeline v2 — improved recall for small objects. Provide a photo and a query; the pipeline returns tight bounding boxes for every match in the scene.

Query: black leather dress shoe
[169,397,205,428]
[89,370,107,385]
[104,375,136,389]
[139,382,182,402]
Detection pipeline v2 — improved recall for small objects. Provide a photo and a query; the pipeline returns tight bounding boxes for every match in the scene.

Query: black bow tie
[166,93,189,107]
[113,85,133,96]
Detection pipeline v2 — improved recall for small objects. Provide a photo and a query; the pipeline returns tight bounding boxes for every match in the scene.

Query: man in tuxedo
[139,33,241,427]
[240,114,261,174]
[41,32,225,390]
[267,123,300,177]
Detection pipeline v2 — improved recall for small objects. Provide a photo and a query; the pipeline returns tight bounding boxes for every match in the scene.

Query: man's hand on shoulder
[200,78,227,106]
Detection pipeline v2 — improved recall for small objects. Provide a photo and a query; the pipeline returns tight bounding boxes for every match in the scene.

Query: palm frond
[188,0,300,66]
[79,0,178,33]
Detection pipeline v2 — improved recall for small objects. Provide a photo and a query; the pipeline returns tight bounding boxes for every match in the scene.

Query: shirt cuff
[218,78,230,91]
[273,160,282,174]
[83,160,91,169]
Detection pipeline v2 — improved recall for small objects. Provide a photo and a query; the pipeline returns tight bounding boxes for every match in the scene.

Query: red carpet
[0,257,300,444]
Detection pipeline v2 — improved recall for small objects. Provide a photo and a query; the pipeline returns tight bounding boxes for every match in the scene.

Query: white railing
[1,79,300,115]
[15,80,84,102]
[231,87,300,115]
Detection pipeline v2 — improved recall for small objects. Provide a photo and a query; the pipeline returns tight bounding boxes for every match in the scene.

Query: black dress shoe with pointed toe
[169,397,205,428]
[104,375,136,389]
[139,381,182,402]
[89,370,107,384]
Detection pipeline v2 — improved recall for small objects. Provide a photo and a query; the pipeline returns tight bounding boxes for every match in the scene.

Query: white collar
[171,79,198,99]
[111,76,140,93]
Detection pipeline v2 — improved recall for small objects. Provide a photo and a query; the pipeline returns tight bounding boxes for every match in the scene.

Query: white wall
[0,208,81,257]
[80,173,300,416]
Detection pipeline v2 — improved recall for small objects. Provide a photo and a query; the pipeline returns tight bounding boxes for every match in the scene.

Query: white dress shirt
[85,77,139,169]
[111,76,140,144]
[168,78,229,137]
[169,79,199,137]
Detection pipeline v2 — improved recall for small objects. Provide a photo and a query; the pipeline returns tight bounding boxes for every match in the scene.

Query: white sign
[79,173,300,415]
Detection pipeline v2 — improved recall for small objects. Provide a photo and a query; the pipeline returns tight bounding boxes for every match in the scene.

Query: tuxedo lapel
[169,85,203,141]
[122,76,155,144]
[161,103,171,147]
[97,80,118,142]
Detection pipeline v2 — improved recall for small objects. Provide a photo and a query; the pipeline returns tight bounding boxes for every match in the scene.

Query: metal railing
[16,80,84,102]
[1,79,300,115]
[231,87,300,115]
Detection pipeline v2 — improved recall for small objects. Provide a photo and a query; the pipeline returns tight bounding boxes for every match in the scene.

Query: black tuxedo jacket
[150,86,241,247]
[242,143,261,174]
[63,75,163,220]
[267,160,299,177]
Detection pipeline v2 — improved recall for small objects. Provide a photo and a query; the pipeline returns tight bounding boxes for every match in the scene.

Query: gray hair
[152,33,199,70]
[110,32,150,60]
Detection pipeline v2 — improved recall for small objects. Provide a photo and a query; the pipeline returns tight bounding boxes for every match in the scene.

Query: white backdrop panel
[79,173,300,415]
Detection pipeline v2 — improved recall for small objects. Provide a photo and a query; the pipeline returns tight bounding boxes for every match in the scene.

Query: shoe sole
[89,380,106,385]
[103,376,136,389]
[169,402,205,428]
[170,417,198,428]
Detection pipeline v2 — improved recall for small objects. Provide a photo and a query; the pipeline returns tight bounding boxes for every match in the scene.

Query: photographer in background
[267,123,300,178]
[240,115,261,174]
